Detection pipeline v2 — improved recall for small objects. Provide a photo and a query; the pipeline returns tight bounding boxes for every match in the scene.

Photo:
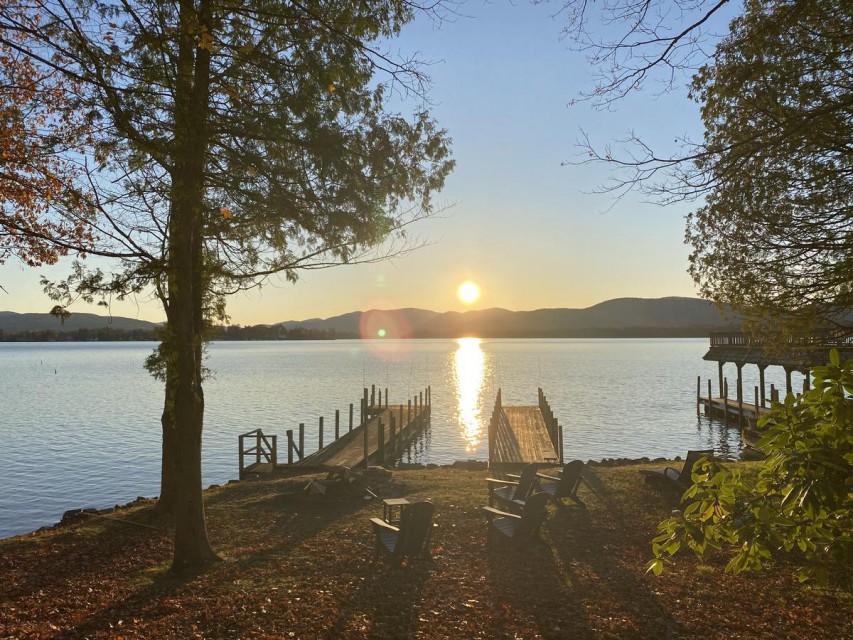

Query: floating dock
[488,388,563,472]
[238,386,430,478]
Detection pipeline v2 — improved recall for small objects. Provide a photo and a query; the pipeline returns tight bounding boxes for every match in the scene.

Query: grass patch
[1,464,850,639]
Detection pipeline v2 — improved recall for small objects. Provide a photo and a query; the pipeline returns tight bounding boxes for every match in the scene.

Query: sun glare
[457,280,481,305]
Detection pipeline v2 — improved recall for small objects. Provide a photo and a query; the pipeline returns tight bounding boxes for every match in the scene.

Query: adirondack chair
[483,491,550,542]
[536,460,585,507]
[639,449,713,489]
[370,501,434,563]
[486,463,539,512]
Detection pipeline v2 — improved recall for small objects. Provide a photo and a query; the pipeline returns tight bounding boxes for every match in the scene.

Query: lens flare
[359,308,411,360]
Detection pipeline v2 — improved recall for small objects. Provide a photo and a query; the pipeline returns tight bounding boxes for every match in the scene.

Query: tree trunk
[165,0,218,571]
[155,377,179,515]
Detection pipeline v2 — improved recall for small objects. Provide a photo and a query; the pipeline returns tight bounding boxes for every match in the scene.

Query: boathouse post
[319,416,324,450]
[349,403,354,432]
[724,378,728,401]
[805,371,811,391]
[287,429,294,464]
[736,363,744,427]
[759,365,767,406]
[754,386,759,414]
[784,367,793,396]
[335,410,340,440]
[707,379,712,412]
[718,362,724,399]
[770,383,777,403]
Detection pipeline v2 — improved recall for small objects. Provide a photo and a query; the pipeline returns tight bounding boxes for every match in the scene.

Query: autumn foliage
[1,466,849,639]
[0,0,93,267]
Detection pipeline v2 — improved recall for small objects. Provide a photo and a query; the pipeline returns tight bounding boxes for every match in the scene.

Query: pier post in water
[696,376,701,415]
[335,409,340,440]
[349,403,354,432]
[299,423,305,460]
[389,415,396,462]
[377,418,385,464]
[287,429,294,464]
[319,416,324,450]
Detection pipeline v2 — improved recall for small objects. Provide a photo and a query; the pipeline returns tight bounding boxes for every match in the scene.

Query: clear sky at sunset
[0,1,720,325]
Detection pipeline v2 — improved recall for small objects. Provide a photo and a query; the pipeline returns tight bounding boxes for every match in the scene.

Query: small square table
[382,498,410,525]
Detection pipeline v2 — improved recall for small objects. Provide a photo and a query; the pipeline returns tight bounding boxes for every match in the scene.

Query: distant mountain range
[0,297,738,339]
[0,311,159,333]
[281,297,737,338]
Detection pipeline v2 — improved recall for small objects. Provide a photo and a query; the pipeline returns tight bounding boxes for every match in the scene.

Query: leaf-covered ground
[1,465,850,639]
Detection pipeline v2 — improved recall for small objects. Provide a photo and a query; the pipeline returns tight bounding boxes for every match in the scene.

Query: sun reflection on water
[454,337,486,453]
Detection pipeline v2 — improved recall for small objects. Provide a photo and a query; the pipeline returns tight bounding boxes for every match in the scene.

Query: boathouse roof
[703,331,853,370]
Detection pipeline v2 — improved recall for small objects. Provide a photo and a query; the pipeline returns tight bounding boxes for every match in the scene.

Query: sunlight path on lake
[453,338,487,453]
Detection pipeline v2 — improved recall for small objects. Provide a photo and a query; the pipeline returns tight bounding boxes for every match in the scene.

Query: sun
[457,280,481,305]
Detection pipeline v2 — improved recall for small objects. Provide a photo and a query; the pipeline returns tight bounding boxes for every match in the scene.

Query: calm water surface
[0,338,805,538]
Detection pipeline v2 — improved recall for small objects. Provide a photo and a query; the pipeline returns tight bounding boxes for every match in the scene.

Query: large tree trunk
[164,0,218,571]
[155,376,179,515]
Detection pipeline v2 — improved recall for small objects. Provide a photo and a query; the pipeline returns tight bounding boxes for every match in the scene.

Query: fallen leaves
[1,467,850,639]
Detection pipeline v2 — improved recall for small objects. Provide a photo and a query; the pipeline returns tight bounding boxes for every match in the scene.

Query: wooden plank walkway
[488,389,562,470]
[299,403,429,468]
[237,386,431,478]
[700,397,769,426]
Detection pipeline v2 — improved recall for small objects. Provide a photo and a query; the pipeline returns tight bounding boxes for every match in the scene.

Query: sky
[0,1,726,325]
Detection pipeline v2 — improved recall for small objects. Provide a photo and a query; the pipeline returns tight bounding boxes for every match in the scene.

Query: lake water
[0,338,805,538]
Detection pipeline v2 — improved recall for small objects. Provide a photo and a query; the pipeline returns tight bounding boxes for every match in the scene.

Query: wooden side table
[382,498,410,525]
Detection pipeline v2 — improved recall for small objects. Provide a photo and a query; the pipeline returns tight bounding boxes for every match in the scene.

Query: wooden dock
[238,386,431,478]
[299,400,429,468]
[699,396,770,427]
[488,388,563,471]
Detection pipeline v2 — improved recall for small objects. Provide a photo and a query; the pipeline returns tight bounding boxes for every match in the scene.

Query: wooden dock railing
[709,330,853,349]
[538,388,563,463]
[238,429,278,478]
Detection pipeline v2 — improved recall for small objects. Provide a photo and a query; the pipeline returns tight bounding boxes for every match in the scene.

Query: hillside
[281,297,736,338]
[0,311,159,333]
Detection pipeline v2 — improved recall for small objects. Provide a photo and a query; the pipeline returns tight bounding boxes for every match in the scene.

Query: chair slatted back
[514,464,539,501]
[396,502,435,558]
[679,450,714,484]
[516,492,549,538]
[556,460,584,498]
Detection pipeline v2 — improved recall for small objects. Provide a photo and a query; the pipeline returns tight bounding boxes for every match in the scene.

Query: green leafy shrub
[649,351,852,583]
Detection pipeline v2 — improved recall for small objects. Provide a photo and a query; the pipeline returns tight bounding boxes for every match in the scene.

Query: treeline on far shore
[0,325,342,342]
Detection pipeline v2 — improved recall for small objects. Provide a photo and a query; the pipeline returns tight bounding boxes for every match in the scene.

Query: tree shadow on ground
[547,466,685,637]
[324,555,433,638]
[484,523,596,639]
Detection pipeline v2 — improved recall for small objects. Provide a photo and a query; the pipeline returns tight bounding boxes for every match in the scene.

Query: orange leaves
[0,0,94,265]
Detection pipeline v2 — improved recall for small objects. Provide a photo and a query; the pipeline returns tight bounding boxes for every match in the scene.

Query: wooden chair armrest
[486,478,519,486]
[536,472,561,482]
[505,473,521,480]
[482,506,521,520]
[370,518,399,534]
